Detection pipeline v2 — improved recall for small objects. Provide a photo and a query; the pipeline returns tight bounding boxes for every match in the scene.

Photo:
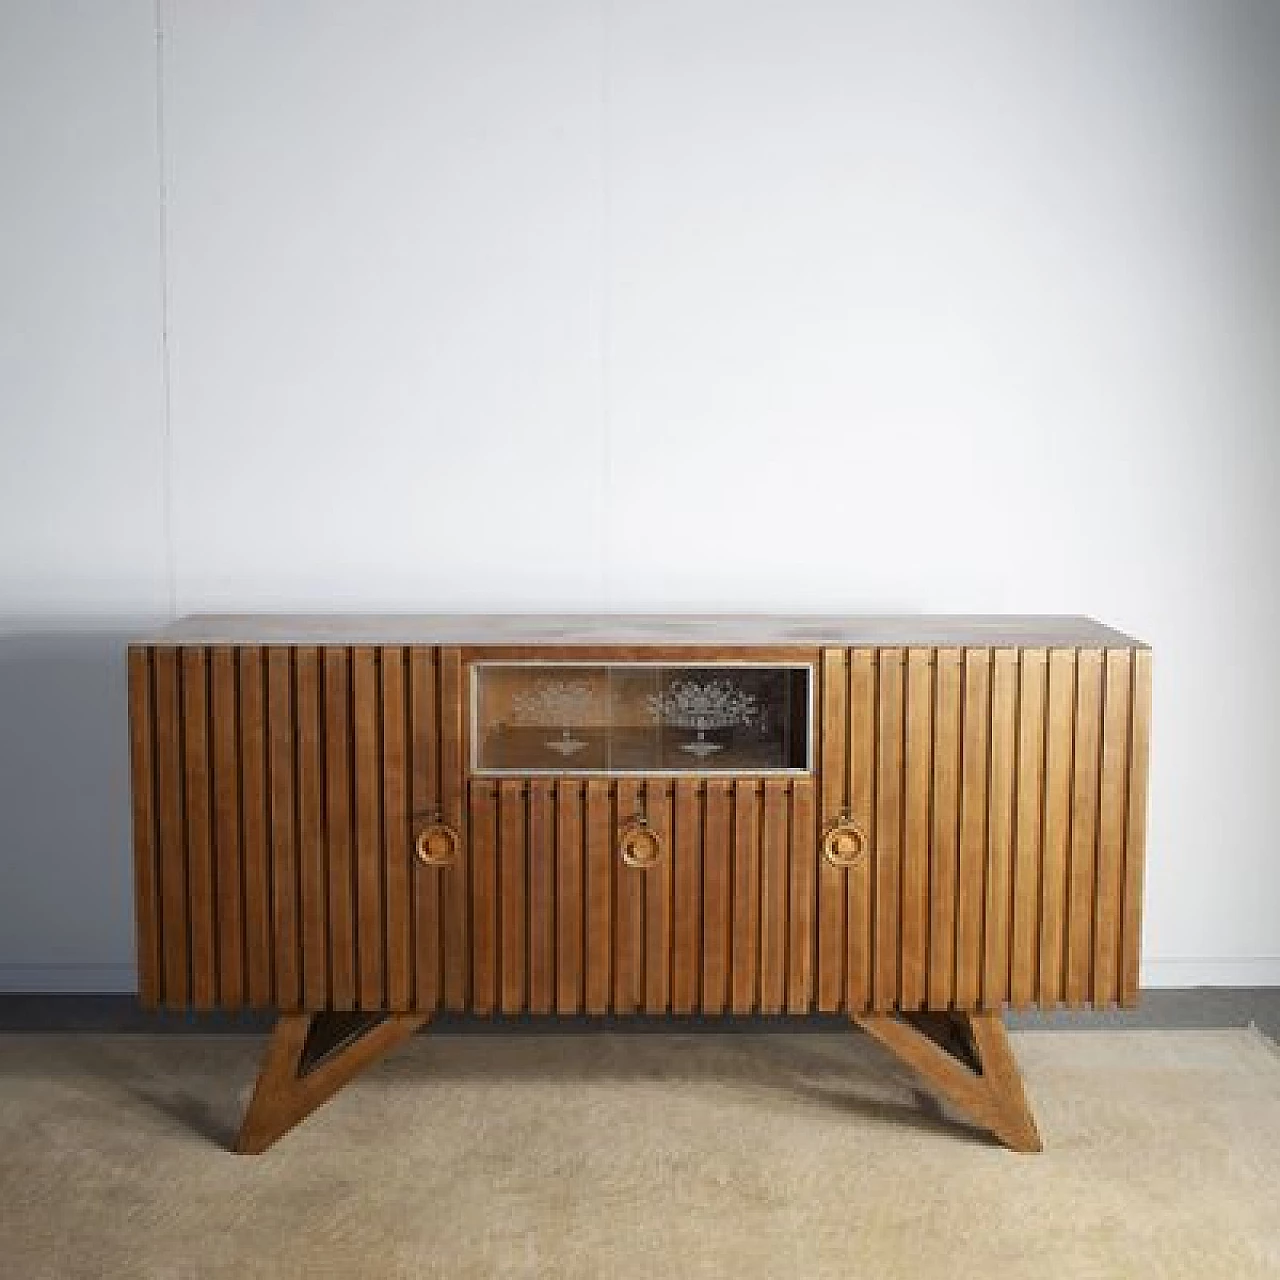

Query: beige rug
[1,1028,1278,1279]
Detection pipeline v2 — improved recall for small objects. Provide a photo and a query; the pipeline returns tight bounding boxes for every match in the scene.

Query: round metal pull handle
[413,817,460,868]
[822,812,868,868]
[618,815,663,870]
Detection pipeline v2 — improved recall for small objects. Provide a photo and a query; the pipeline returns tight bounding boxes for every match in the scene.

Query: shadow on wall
[0,626,147,991]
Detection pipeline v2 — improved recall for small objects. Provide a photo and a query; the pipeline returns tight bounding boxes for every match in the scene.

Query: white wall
[2,0,1278,990]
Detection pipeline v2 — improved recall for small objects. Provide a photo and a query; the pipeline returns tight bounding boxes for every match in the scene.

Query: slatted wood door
[463,776,817,1015]
[129,644,466,1013]
[815,646,1151,1014]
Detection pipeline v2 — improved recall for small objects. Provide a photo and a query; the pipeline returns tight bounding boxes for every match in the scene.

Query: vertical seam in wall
[598,0,612,605]
[153,0,177,618]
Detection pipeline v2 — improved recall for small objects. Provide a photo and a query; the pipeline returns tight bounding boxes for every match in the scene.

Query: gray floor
[1,989,1277,1040]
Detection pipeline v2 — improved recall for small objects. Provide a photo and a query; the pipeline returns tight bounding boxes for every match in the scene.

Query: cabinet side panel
[1093,649,1132,1006]
[846,649,877,1013]
[1120,650,1152,1006]
[817,648,847,1012]
[128,647,161,1007]
[210,647,244,1008]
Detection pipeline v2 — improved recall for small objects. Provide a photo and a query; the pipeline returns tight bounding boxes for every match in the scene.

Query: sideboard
[127,615,1151,1153]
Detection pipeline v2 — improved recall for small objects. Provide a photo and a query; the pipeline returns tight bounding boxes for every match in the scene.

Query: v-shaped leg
[235,1012,430,1154]
[853,1011,1042,1152]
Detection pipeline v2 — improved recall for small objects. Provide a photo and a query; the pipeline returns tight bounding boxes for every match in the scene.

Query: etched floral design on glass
[509,680,601,757]
[645,678,760,758]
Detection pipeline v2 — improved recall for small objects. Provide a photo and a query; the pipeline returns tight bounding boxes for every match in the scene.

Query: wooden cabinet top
[142,614,1145,649]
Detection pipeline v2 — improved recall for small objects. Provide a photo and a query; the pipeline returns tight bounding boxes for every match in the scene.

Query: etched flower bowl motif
[645,679,760,758]
[509,680,601,757]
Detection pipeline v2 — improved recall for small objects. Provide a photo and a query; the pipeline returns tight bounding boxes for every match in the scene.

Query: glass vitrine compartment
[471,662,811,775]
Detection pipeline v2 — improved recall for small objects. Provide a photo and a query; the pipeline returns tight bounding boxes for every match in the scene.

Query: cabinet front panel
[814,646,1150,1014]
[130,644,466,1012]
[462,775,815,1014]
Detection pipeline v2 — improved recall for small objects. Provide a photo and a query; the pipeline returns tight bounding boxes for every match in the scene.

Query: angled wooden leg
[235,1012,430,1154]
[853,1010,1042,1153]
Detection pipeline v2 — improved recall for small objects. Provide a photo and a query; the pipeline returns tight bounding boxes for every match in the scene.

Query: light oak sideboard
[127,615,1151,1153]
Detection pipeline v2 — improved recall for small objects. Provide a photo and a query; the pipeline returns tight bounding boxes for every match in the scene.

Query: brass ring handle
[618,815,663,870]
[822,811,868,868]
[413,816,460,868]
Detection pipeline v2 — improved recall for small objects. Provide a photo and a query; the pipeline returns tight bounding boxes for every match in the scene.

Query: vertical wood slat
[900,649,932,1010]
[239,648,271,1007]
[352,648,383,1009]
[1065,649,1103,1007]
[210,647,244,1009]
[438,649,468,1011]
[928,649,961,1010]
[585,780,612,1014]
[408,647,440,1012]
[182,647,216,1009]
[555,781,583,1013]
[730,781,760,1013]
[873,649,904,1012]
[846,649,876,1014]
[954,650,990,1009]
[817,648,847,1012]
[266,649,299,1011]
[1120,649,1152,1006]
[127,649,161,1007]
[760,779,788,1014]
[671,780,701,1013]
[983,649,1018,1009]
[323,649,354,1010]
[1093,649,1132,1006]
[1039,649,1076,1005]
[380,648,410,1011]
[469,782,498,1014]
[295,649,327,1010]
[156,648,188,1006]
[1009,651,1046,1009]
[787,779,815,1012]
[528,779,556,1014]
[643,781,673,1013]
[613,779,644,1013]
[499,781,527,1013]
[702,780,732,1014]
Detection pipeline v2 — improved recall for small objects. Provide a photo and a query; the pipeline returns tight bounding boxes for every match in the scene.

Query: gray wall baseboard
[1,990,1277,1041]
